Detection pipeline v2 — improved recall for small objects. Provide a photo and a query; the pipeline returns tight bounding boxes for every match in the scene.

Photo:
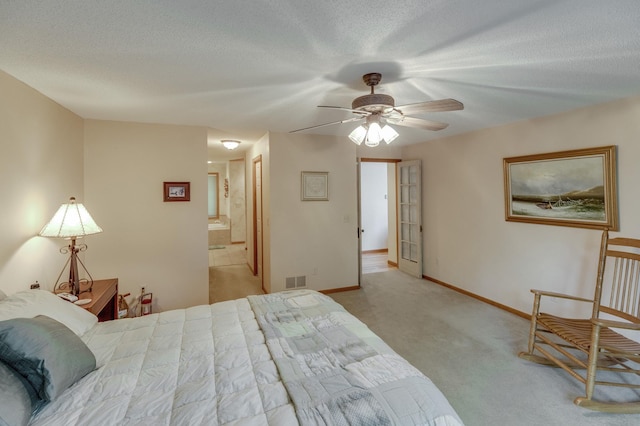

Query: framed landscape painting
[503,146,618,230]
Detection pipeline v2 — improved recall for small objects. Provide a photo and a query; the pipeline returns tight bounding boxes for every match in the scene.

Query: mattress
[25,290,463,425]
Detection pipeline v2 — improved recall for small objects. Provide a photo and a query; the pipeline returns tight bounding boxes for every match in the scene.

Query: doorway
[207,159,246,266]
[208,158,259,303]
[358,159,399,280]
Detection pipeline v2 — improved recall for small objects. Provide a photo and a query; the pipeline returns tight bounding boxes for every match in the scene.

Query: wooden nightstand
[78,278,118,322]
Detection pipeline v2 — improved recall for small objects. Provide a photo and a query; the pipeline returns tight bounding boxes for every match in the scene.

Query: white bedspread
[28,292,463,425]
[30,299,297,425]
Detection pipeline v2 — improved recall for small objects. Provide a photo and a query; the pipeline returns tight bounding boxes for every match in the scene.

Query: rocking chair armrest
[530,289,593,303]
[591,317,640,331]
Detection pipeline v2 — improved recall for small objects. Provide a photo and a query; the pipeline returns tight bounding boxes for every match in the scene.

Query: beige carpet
[208,264,264,304]
[329,270,640,426]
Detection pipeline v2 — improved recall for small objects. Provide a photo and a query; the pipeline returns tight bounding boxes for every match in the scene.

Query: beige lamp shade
[39,197,103,238]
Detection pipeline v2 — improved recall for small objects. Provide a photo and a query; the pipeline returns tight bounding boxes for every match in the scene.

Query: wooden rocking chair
[518,229,640,413]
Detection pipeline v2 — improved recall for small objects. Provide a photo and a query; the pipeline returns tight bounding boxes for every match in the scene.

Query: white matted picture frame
[301,171,329,201]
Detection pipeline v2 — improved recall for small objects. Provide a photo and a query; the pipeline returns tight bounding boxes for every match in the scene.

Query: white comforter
[31,299,297,425]
[29,293,463,426]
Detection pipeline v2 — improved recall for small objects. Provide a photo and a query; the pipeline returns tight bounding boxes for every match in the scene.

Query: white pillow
[0,289,6,301]
[0,290,98,336]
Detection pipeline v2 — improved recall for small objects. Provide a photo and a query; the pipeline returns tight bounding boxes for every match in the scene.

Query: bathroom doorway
[207,159,247,267]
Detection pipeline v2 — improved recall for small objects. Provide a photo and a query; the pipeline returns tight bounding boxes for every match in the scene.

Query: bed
[0,288,464,426]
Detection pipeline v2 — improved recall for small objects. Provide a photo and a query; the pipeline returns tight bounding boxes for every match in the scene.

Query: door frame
[357,157,401,282]
[252,155,264,292]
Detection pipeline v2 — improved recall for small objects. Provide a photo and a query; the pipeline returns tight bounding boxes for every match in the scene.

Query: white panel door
[397,160,423,278]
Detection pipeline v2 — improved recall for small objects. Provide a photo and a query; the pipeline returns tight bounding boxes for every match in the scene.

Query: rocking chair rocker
[519,229,640,413]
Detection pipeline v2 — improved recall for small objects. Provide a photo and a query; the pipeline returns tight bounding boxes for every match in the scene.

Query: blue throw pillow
[0,315,96,403]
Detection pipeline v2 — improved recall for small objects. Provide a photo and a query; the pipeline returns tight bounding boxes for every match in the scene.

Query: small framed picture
[163,182,190,202]
[301,171,328,201]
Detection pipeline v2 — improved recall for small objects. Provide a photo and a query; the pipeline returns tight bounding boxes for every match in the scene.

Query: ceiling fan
[290,72,464,146]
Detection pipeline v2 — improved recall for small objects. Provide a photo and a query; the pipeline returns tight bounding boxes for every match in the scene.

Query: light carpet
[208,265,263,304]
[329,270,640,426]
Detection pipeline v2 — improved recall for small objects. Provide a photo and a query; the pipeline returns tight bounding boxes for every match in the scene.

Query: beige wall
[268,132,359,292]
[83,120,209,312]
[0,70,85,295]
[357,142,402,159]
[403,95,640,317]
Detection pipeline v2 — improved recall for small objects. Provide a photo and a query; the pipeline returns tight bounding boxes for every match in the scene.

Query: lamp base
[52,240,95,296]
[53,278,94,296]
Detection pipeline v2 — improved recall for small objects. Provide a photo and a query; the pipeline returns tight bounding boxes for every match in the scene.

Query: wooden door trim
[360,158,401,163]
[252,155,264,292]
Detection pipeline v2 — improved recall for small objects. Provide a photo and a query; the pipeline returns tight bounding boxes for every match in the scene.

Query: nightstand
[79,278,118,322]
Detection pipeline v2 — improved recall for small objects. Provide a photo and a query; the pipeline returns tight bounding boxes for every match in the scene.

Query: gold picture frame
[503,146,618,230]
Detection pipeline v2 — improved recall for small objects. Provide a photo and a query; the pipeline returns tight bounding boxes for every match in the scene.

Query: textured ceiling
[1,1,640,159]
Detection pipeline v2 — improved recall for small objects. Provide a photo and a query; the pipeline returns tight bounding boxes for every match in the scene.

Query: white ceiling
[2,1,640,160]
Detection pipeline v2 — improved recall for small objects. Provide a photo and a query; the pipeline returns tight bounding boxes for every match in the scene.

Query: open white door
[397,160,422,278]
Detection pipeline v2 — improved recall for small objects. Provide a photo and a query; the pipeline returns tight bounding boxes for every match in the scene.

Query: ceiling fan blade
[392,116,449,131]
[394,98,463,115]
[318,105,370,115]
[290,116,364,133]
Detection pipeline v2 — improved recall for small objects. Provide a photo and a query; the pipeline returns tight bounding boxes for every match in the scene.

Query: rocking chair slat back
[600,238,640,324]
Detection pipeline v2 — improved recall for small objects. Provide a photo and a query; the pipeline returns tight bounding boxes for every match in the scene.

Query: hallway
[208,264,263,303]
[208,244,246,267]
[361,250,397,274]
[208,243,261,303]
[208,250,395,302]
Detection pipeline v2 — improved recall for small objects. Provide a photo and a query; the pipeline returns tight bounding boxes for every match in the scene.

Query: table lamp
[39,197,103,296]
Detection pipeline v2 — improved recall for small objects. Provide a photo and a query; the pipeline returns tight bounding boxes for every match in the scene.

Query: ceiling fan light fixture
[221,140,241,150]
[349,114,398,147]
[381,125,399,144]
[348,126,366,145]
[365,122,383,147]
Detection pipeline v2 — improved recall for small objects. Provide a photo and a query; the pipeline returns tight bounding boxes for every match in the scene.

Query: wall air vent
[285,277,296,289]
[296,276,306,288]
